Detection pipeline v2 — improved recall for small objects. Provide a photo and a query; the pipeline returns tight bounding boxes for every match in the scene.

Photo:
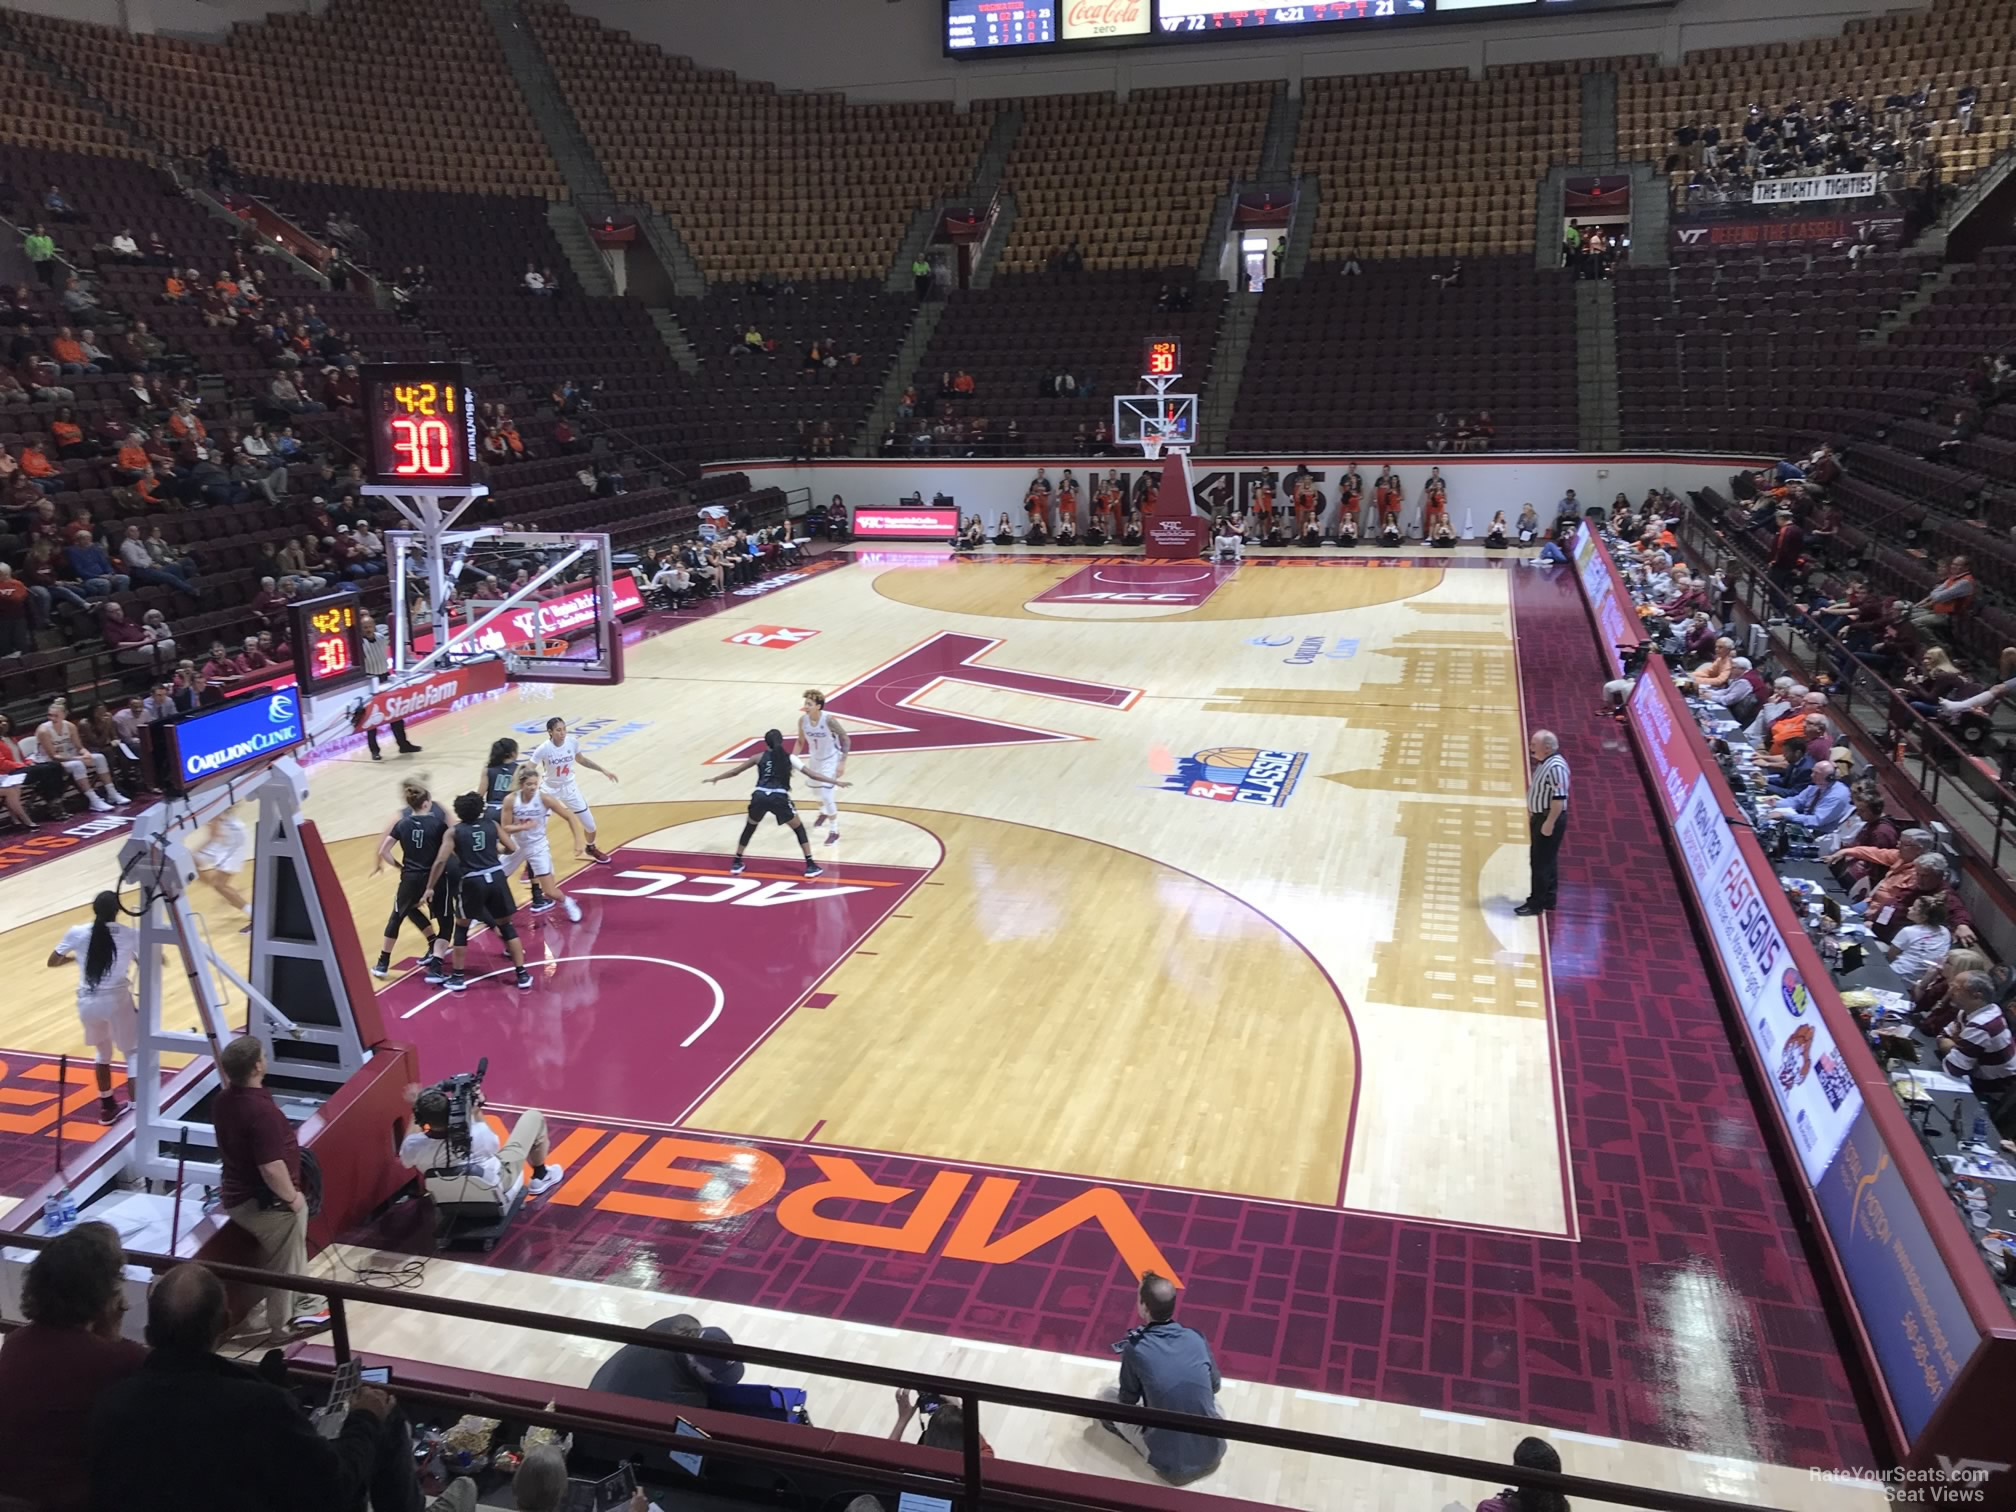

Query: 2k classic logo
[727,625,819,649]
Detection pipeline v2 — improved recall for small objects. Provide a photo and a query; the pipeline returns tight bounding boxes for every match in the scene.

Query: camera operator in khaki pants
[397,1078,566,1207]
[213,1035,327,1344]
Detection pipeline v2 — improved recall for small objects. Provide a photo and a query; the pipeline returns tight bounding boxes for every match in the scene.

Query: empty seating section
[907,272,1226,455]
[1619,0,2016,193]
[674,282,915,456]
[991,85,1273,273]
[525,1,990,282]
[1614,253,1938,452]
[11,0,561,195]
[0,42,142,160]
[1229,258,1576,453]
[1295,63,1590,261]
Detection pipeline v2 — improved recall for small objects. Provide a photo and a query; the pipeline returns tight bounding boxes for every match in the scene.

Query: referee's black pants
[1527,811,1565,911]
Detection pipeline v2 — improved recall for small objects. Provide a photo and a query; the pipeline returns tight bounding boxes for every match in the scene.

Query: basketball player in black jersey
[481,737,548,911]
[424,792,534,992]
[703,728,848,877]
[371,777,454,979]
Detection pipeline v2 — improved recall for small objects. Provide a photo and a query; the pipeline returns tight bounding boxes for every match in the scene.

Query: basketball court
[0,546,1879,1509]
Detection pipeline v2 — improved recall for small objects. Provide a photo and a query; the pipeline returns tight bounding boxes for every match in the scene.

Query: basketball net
[1139,418,1186,462]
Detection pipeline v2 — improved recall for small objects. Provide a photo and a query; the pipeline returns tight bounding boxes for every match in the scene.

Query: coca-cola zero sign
[1063,0,1148,40]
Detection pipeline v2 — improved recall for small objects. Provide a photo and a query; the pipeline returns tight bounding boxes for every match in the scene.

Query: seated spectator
[1099,1272,1224,1482]
[59,276,105,328]
[1515,504,1539,544]
[0,1220,148,1512]
[523,262,551,296]
[64,531,127,600]
[1469,1435,1570,1512]
[891,1386,993,1455]
[993,512,1015,546]
[1936,971,2015,1104]
[200,638,246,686]
[49,327,96,377]
[587,1313,744,1422]
[1864,848,1973,944]
[1769,758,1849,833]
[1883,895,1952,987]
[89,1263,394,1512]
[1910,555,1975,631]
[268,371,323,415]
[118,525,195,594]
[106,227,141,262]
[1484,511,1508,549]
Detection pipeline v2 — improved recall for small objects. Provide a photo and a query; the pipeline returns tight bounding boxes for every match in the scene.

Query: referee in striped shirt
[358,609,423,762]
[1516,731,1569,917]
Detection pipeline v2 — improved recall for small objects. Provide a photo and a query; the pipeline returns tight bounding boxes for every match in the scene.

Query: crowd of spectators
[1604,507,2015,1133]
[1669,87,1970,208]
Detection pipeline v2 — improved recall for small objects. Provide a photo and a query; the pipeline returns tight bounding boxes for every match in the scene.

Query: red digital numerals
[390,416,457,477]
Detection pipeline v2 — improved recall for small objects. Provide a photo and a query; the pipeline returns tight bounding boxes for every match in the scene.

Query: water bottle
[1972,1113,1993,1149]
[41,1192,66,1234]
[57,1187,77,1227]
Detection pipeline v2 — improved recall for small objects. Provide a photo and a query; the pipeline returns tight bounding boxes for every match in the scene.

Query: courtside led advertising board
[852,508,960,541]
[168,686,305,787]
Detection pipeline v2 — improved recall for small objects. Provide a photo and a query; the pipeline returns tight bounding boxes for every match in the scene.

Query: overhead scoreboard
[359,363,477,489]
[945,0,1667,51]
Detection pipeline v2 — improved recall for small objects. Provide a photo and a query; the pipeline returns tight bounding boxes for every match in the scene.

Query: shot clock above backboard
[360,364,476,490]
[1143,338,1181,380]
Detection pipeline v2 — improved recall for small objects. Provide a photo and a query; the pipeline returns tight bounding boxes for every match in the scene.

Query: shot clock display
[360,364,476,488]
[1143,338,1182,379]
[289,593,370,694]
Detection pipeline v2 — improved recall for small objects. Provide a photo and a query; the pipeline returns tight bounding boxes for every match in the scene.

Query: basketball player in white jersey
[501,762,584,921]
[529,715,617,863]
[794,689,850,844]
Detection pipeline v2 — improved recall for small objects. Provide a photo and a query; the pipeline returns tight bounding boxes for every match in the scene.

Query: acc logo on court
[727,625,820,649]
[1155,747,1307,808]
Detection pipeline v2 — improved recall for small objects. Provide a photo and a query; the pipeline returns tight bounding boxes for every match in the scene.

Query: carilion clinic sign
[169,687,305,787]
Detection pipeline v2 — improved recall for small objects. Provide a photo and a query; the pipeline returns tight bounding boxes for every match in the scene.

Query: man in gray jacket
[1104,1272,1226,1481]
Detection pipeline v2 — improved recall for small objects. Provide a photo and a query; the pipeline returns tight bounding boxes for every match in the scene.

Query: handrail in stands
[0,1229,1785,1512]
[1678,504,2016,880]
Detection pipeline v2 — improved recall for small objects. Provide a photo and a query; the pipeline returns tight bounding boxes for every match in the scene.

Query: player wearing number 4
[530,715,616,863]
[796,689,850,844]
[706,729,849,877]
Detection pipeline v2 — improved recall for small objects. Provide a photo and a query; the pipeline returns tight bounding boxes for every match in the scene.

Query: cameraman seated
[399,1084,565,1211]
[1212,518,1243,563]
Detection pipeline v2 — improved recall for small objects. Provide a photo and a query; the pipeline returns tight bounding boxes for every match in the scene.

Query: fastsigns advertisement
[418,572,645,658]
[1630,670,1862,1184]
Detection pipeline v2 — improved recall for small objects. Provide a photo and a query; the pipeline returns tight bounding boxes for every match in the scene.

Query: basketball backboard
[391,528,627,686]
[1114,393,1198,449]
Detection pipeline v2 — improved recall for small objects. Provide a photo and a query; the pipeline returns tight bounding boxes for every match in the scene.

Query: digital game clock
[289,592,370,694]
[1143,338,1182,379]
[360,363,476,489]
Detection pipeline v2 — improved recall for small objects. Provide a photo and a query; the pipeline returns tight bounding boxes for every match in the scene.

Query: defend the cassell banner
[1751,173,1879,205]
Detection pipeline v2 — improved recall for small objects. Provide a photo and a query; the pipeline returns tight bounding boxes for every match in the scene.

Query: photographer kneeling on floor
[398,1073,565,1206]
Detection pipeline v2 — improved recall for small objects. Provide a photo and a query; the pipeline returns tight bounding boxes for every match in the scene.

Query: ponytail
[763,728,785,753]
[83,890,119,992]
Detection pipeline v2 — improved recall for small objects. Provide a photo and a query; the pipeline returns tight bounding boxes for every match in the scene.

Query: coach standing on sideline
[1516,731,1569,917]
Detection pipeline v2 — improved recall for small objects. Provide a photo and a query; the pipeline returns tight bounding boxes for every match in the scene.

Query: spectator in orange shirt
[18,444,59,488]
[49,328,96,376]
[162,271,188,302]
[952,370,975,395]
[48,408,91,460]
[167,401,207,444]
[114,435,150,482]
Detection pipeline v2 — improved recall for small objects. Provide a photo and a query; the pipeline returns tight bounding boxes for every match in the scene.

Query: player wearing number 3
[796,689,850,844]
[530,715,617,864]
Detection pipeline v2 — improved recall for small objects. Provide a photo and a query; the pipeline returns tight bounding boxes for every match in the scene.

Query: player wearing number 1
[530,716,617,863]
